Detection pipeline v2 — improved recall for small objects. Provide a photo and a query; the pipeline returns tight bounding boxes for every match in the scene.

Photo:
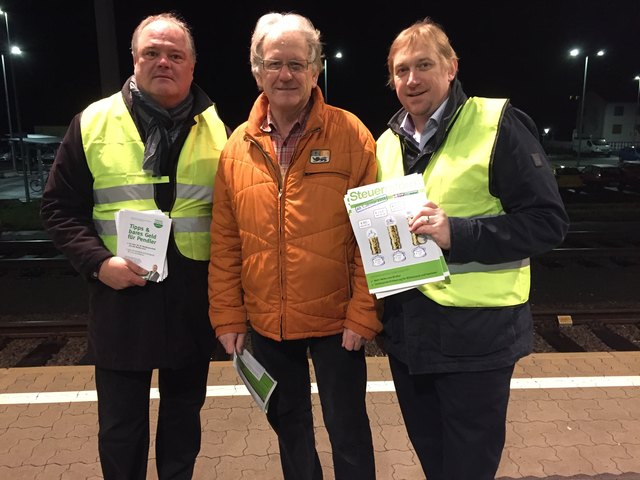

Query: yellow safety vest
[376,97,530,307]
[81,92,227,260]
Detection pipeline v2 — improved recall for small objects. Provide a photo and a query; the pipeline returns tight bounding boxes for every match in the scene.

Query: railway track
[537,221,640,260]
[3,221,640,270]
[0,233,73,271]
[1,222,639,366]
[1,308,639,369]
[533,308,640,353]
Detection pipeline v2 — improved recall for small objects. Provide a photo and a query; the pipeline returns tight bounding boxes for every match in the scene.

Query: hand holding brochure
[115,209,172,282]
[344,174,449,297]
[233,349,277,412]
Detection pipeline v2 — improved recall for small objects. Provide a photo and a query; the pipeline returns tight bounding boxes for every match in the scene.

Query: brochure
[344,174,449,297]
[233,349,277,413]
[115,209,172,282]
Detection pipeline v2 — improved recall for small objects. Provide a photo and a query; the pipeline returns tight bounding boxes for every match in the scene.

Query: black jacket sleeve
[40,114,113,279]
[447,105,569,264]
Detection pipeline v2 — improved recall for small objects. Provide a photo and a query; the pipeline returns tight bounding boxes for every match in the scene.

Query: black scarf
[129,77,194,177]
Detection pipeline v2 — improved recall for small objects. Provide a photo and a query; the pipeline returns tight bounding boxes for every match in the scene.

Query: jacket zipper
[246,128,320,339]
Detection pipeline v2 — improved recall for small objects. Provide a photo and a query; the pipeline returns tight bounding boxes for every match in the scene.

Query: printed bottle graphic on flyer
[407,212,427,258]
[385,216,406,262]
[367,228,385,266]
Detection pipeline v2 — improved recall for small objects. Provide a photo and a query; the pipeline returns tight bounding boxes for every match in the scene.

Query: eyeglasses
[261,59,310,73]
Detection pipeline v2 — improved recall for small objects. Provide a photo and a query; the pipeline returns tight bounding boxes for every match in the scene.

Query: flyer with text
[115,209,171,282]
[233,349,277,413]
[344,174,449,297]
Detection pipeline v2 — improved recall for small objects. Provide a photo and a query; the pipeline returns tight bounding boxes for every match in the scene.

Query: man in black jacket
[375,18,569,480]
[41,13,228,480]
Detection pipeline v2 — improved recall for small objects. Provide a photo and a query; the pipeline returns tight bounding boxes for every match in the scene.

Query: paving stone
[616,443,640,473]
[512,420,561,448]
[58,461,102,480]
[541,445,598,476]
[554,398,601,420]
[5,437,40,467]
[543,420,594,446]
[577,443,633,473]
[46,412,97,439]
[589,398,635,420]
[0,352,639,478]
[579,419,623,445]
[0,406,23,428]
[375,449,421,479]
[504,445,560,477]
[505,422,526,448]
[0,463,45,479]
[379,424,413,451]
[525,399,572,422]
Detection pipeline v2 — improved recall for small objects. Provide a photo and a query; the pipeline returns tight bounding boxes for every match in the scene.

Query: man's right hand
[97,256,149,290]
[217,332,246,355]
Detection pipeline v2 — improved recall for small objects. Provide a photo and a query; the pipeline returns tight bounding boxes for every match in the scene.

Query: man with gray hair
[209,12,380,480]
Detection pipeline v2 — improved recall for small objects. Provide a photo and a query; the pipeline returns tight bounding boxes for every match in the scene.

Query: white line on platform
[1,376,639,405]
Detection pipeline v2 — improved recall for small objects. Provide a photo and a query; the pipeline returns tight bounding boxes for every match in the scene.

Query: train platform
[0,170,41,202]
[1,352,639,479]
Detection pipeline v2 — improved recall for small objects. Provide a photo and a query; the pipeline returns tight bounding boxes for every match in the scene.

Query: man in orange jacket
[208,12,381,480]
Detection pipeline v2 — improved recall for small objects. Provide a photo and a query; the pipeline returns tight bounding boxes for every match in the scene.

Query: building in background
[577,92,639,149]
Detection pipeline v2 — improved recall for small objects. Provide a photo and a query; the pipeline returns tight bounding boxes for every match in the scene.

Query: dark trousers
[388,354,514,480]
[251,331,376,480]
[95,360,210,480]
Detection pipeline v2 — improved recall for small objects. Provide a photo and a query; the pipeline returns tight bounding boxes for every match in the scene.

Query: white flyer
[115,209,172,282]
[233,349,277,413]
[344,174,449,297]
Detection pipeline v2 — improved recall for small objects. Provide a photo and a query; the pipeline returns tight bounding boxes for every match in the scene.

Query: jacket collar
[121,76,214,118]
[387,78,468,151]
[245,86,326,138]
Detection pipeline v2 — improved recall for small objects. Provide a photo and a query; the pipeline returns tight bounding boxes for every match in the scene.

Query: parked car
[553,165,584,191]
[618,161,640,191]
[580,164,621,190]
[572,137,611,156]
[618,146,640,162]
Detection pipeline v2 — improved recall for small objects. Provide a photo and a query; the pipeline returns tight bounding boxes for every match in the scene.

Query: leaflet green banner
[365,259,445,289]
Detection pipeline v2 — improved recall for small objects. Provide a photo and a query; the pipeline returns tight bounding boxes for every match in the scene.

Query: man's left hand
[342,328,366,351]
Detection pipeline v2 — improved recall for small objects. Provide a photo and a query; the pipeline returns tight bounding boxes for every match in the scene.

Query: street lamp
[323,51,342,103]
[0,7,15,169]
[1,53,10,162]
[541,127,551,150]
[1,47,20,138]
[634,75,640,146]
[570,48,604,167]
[0,8,27,200]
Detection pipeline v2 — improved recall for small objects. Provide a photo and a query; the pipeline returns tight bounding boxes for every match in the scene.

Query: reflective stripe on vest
[376,97,530,307]
[94,213,213,237]
[81,92,227,260]
[92,183,213,204]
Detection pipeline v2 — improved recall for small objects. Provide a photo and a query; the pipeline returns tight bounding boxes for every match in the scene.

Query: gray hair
[249,12,323,80]
[131,12,196,61]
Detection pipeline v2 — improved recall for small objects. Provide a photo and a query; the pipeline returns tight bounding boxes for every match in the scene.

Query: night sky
[1,0,639,140]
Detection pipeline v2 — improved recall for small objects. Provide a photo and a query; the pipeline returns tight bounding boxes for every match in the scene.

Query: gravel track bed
[3,314,639,368]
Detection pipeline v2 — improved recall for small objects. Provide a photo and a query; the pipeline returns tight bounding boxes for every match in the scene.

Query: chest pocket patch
[310,149,331,164]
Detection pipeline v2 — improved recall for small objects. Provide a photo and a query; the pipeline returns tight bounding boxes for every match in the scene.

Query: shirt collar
[400,97,449,147]
[260,99,313,134]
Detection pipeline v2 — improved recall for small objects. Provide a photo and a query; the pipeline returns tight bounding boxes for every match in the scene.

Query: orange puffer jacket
[208,88,381,341]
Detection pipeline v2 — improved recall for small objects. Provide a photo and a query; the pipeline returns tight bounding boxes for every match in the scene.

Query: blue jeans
[251,331,376,480]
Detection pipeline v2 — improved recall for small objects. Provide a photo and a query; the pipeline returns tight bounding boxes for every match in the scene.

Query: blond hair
[386,18,458,88]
